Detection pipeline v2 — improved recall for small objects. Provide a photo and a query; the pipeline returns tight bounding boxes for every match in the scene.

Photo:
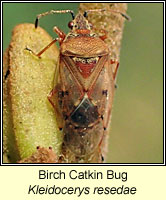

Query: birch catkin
[3,24,61,163]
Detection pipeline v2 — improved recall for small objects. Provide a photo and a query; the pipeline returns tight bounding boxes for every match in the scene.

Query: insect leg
[111,60,119,80]
[99,29,108,41]
[26,25,65,57]
[53,26,66,44]
[25,37,61,58]
[48,88,64,130]
[92,27,108,41]
[97,130,107,163]
[47,89,56,107]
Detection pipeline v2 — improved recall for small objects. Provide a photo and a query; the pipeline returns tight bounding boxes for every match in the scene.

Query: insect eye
[68,21,74,29]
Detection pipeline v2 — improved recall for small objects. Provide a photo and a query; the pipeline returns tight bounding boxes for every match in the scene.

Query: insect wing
[90,57,115,129]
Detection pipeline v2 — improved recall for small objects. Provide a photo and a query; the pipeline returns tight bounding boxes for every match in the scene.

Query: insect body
[33,9,128,162]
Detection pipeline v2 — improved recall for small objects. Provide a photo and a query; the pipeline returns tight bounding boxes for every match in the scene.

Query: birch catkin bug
[31,8,129,162]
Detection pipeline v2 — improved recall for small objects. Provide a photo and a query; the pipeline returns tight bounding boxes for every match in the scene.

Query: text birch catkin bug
[30,8,130,163]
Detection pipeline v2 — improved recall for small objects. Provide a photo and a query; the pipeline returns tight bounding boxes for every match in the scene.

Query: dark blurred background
[3,3,163,163]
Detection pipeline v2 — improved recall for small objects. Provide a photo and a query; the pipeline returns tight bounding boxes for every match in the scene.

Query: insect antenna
[35,9,75,28]
[83,8,131,21]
